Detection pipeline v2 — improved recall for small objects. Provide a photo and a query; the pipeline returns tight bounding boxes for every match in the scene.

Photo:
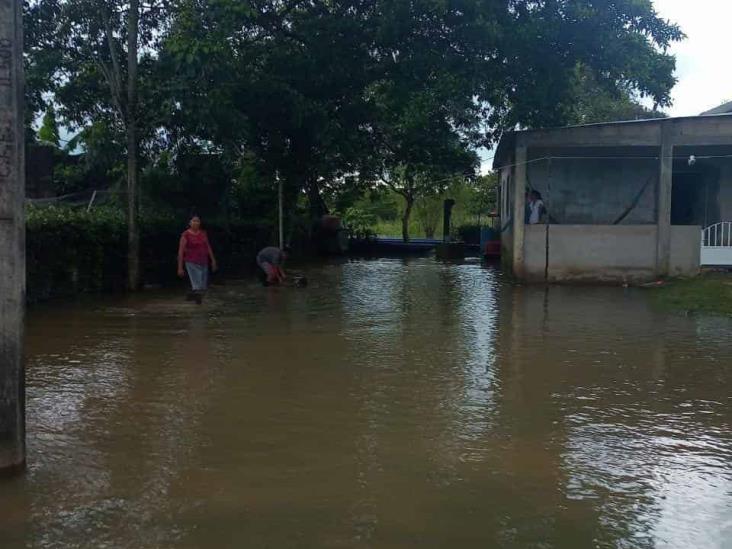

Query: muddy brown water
[1,258,731,548]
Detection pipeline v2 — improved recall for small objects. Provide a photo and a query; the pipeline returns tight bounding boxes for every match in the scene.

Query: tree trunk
[401,195,413,242]
[127,125,139,290]
[126,0,140,290]
[306,178,329,220]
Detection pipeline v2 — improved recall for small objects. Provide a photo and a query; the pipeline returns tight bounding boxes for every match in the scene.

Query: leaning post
[0,0,26,473]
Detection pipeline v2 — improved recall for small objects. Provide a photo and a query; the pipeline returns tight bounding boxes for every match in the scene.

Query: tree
[159,0,681,236]
[24,0,168,290]
[567,64,668,125]
[475,1,682,134]
[381,167,474,243]
[469,174,499,218]
[160,0,379,222]
[368,79,479,241]
[412,174,498,239]
[38,105,60,146]
[125,0,141,290]
[414,194,443,239]
[26,0,684,255]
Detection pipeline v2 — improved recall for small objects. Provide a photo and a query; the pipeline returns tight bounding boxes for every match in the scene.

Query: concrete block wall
[670,225,702,276]
[523,225,699,283]
[527,156,658,225]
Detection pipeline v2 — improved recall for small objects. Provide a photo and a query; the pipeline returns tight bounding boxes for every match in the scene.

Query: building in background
[493,115,732,282]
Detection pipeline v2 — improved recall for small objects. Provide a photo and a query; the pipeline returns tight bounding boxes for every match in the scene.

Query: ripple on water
[3,258,731,548]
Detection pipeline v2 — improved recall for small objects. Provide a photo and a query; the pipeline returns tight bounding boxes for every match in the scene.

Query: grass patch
[650,272,732,316]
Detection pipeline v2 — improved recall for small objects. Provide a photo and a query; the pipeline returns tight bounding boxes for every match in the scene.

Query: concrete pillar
[512,145,527,278]
[656,124,673,277]
[0,0,26,473]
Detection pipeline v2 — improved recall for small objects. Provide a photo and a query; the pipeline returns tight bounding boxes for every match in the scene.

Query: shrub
[25,205,271,301]
[455,223,481,244]
[26,205,127,300]
[342,206,377,240]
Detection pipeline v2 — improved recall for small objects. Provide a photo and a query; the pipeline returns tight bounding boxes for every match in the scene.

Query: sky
[656,0,732,116]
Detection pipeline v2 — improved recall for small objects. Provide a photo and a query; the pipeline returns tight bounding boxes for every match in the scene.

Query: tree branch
[100,8,126,117]
[128,0,139,123]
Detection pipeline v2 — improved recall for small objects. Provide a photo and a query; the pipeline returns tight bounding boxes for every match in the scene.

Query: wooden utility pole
[0,0,26,473]
[278,174,284,249]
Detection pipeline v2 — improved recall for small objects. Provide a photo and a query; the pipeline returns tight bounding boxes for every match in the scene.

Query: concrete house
[493,114,732,282]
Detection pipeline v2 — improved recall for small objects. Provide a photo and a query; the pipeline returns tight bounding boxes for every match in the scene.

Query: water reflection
[0,258,730,548]
[500,285,732,547]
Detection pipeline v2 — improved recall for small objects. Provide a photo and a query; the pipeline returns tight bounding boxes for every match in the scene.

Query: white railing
[701,222,732,266]
[702,222,732,247]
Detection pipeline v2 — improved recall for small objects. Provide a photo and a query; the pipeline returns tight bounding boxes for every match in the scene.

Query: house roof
[701,101,732,115]
[492,113,732,170]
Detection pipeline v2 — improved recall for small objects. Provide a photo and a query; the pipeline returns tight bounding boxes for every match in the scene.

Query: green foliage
[567,64,668,125]
[153,0,683,215]
[365,178,494,239]
[468,174,499,216]
[141,152,233,220]
[26,205,127,299]
[357,190,400,222]
[25,0,162,129]
[409,175,498,238]
[23,0,686,280]
[25,204,272,301]
[26,203,126,231]
[47,121,126,195]
[227,152,278,224]
[66,121,125,170]
[342,207,377,241]
[413,195,443,239]
[455,223,481,245]
[52,160,88,195]
[38,105,60,146]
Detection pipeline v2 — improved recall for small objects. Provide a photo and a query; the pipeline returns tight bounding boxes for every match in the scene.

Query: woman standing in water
[177,215,217,304]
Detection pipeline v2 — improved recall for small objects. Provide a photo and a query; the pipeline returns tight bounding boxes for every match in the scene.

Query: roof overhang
[492,114,732,170]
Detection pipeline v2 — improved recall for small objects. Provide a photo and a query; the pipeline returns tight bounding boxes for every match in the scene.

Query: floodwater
[1,258,731,548]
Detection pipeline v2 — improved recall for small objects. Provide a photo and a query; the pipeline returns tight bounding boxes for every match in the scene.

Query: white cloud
[655,0,732,115]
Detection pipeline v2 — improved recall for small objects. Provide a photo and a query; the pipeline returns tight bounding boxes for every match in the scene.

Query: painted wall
[513,147,732,228]
[526,148,659,225]
[670,226,702,277]
[523,225,699,282]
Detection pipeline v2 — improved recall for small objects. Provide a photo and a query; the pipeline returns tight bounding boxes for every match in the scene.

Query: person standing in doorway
[256,246,288,286]
[528,190,546,225]
[178,215,218,304]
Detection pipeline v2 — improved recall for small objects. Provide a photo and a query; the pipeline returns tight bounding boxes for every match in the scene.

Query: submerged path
[1,258,731,547]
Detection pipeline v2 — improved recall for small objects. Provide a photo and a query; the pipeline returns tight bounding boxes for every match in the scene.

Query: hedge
[26,205,275,301]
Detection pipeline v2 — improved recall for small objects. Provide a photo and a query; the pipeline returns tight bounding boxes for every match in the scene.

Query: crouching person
[256,246,288,286]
